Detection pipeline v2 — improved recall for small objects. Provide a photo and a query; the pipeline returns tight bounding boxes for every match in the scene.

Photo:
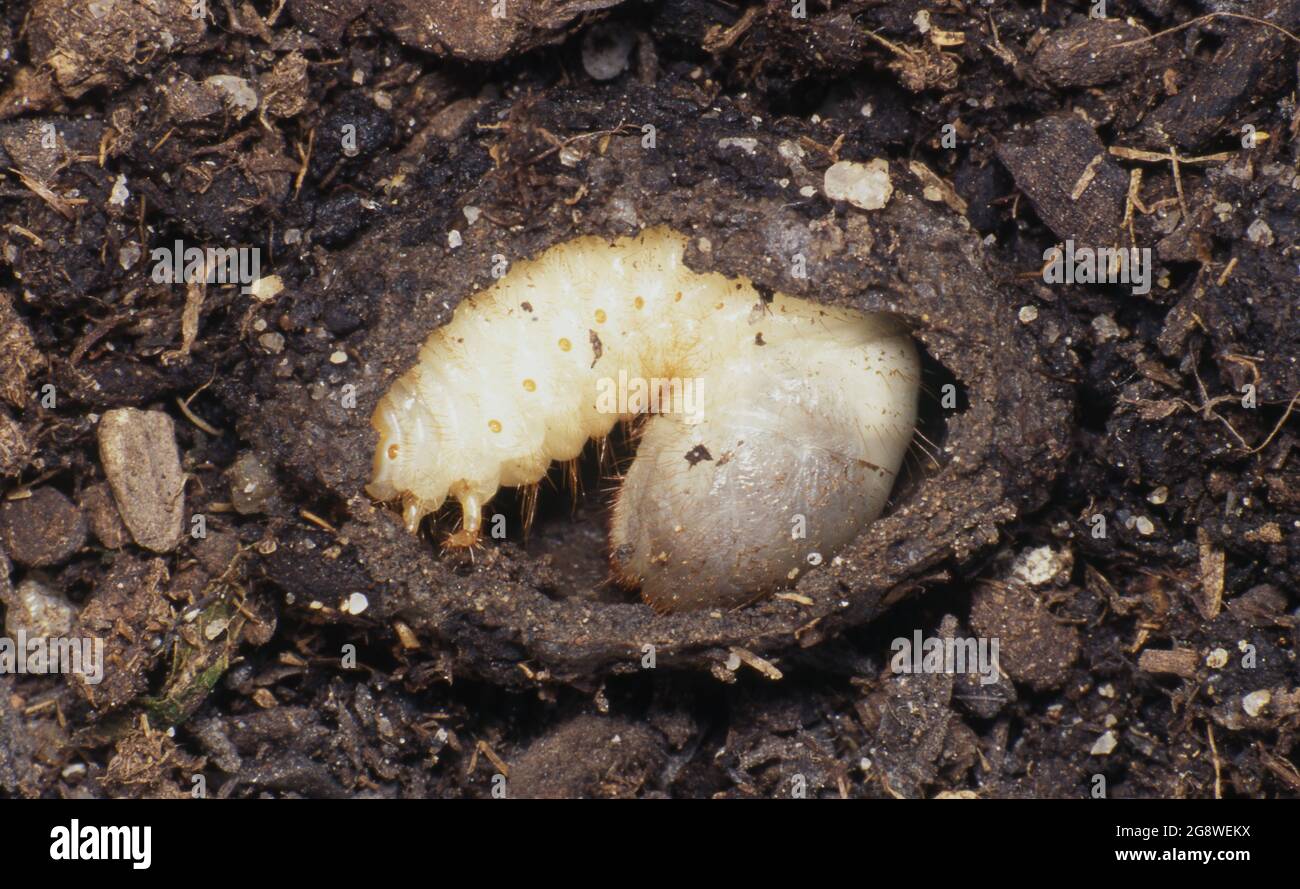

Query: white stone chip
[247,275,284,302]
[823,159,893,210]
[1242,689,1271,717]
[1090,731,1118,756]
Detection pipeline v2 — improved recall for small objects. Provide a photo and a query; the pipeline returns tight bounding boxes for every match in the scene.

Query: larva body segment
[368,226,919,610]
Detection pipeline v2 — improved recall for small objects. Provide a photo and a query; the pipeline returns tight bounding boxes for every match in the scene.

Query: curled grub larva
[368,226,919,612]
[254,87,1071,682]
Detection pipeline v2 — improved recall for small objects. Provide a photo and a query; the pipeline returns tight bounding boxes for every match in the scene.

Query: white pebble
[248,275,284,302]
[718,137,759,155]
[108,174,130,207]
[1090,731,1118,756]
[1246,218,1274,246]
[342,592,369,615]
[1242,689,1271,717]
[823,159,893,210]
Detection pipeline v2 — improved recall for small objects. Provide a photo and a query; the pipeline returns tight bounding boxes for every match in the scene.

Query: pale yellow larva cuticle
[367,226,921,613]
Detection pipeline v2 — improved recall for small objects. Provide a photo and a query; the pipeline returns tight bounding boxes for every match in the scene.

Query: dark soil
[0,0,1297,799]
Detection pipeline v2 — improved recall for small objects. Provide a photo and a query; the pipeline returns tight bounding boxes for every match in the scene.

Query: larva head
[611,329,919,613]
[368,378,446,530]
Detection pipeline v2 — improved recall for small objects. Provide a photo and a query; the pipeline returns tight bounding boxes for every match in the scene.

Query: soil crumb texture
[0,0,1296,801]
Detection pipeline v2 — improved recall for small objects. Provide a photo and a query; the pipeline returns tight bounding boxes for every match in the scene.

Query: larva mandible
[367,226,920,612]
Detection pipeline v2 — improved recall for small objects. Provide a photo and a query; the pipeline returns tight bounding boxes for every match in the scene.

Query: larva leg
[444,486,484,548]
[402,498,424,534]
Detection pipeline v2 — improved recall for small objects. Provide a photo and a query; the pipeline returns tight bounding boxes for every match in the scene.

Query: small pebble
[1242,689,1271,718]
[118,242,141,269]
[1090,730,1118,756]
[247,275,284,302]
[1010,544,1070,586]
[0,487,88,567]
[1245,218,1274,246]
[97,408,186,553]
[718,137,758,155]
[205,75,258,118]
[823,159,893,210]
[108,174,129,207]
[227,452,279,515]
[1091,314,1121,341]
[2,577,77,639]
[581,23,634,81]
[341,592,369,615]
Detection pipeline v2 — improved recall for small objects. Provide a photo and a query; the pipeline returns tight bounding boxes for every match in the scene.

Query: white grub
[368,227,919,613]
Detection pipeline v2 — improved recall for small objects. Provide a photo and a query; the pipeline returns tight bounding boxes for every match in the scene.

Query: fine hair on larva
[368,226,920,612]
